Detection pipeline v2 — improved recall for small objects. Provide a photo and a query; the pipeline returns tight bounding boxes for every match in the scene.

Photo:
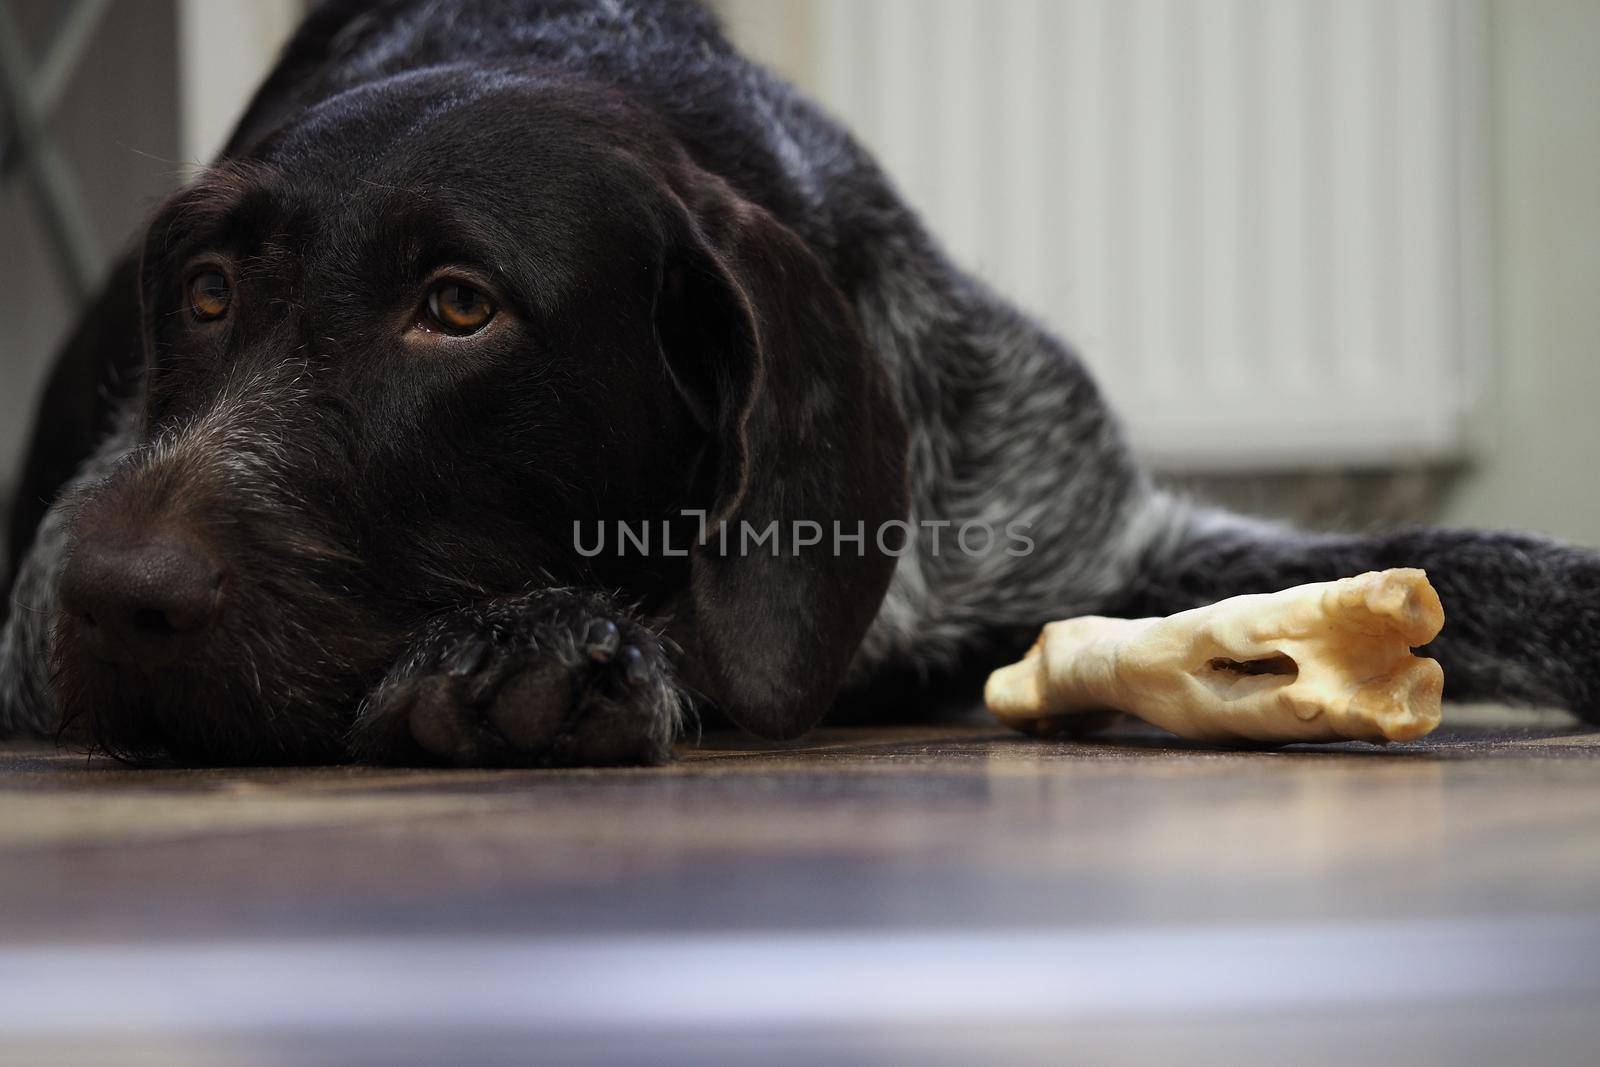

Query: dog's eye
[187,269,232,322]
[424,280,496,335]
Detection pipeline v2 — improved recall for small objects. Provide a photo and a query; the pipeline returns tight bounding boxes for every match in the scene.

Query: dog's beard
[51,541,399,766]
[48,374,408,766]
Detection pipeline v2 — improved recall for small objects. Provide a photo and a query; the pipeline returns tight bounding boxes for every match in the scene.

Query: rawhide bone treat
[985,569,1446,745]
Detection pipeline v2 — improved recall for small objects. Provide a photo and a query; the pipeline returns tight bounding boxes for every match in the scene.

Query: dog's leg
[1114,498,1600,723]
[0,508,67,737]
[351,589,685,767]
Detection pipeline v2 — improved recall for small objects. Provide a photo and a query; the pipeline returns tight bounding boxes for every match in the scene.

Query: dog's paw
[356,592,682,767]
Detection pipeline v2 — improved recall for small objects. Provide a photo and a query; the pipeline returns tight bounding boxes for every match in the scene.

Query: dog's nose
[60,536,224,666]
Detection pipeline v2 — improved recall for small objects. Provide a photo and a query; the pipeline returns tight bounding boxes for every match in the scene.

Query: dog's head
[52,70,908,763]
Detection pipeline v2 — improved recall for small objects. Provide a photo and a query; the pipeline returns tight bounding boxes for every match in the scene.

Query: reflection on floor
[2,705,1598,1064]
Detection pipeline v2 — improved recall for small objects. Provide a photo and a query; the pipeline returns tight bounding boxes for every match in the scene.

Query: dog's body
[3,0,1597,765]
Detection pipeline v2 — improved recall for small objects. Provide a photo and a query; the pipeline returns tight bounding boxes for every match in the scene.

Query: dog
[2,0,1596,767]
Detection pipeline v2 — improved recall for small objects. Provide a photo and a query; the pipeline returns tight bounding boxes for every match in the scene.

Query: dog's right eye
[422,280,497,336]
[187,269,232,322]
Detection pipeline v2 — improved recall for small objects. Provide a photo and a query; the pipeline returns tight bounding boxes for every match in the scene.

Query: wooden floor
[3,706,1600,1063]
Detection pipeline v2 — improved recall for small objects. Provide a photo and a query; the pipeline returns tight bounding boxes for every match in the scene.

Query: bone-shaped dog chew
[985,569,1446,744]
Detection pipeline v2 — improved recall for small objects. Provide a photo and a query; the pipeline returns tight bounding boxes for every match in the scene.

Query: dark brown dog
[5,0,1598,765]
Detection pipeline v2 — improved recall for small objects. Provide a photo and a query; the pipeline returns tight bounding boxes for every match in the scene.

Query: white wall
[1441,0,1600,547]
[175,0,302,166]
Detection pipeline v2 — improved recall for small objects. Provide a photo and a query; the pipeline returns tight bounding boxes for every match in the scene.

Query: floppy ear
[657,176,910,740]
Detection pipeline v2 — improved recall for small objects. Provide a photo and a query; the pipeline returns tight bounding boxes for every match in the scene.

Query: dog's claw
[619,644,647,687]
[585,619,621,662]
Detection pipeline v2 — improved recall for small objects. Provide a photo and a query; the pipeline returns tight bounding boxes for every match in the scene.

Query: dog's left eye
[423,280,496,335]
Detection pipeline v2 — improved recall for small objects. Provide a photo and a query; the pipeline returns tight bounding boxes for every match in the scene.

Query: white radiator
[788,0,1491,470]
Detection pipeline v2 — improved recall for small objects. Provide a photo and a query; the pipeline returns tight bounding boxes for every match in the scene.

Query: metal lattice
[0,0,111,302]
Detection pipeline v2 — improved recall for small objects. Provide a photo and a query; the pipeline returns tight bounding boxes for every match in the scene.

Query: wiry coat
[4,0,1598,765]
